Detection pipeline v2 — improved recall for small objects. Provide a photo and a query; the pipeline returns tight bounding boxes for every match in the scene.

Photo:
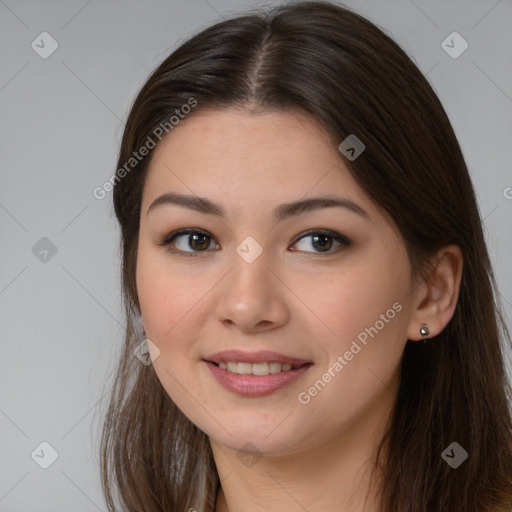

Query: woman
[100,1,512,511]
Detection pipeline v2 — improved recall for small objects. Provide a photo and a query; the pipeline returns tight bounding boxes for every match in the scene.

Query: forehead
[141,107,376,219]
[148,107,337,171]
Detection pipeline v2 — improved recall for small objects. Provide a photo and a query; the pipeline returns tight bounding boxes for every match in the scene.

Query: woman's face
[136,107,418,455]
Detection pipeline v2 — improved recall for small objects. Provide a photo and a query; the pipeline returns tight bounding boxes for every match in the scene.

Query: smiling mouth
[210,361,310,375]
[205,353,313,396]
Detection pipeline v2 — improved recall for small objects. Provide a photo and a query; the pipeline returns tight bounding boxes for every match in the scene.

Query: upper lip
[205,349,312,366]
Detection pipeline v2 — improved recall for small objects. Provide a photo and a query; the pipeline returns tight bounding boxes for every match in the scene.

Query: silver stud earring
[419,324,430,337]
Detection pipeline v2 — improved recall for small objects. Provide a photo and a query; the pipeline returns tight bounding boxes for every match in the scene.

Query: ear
[406,244,463,341]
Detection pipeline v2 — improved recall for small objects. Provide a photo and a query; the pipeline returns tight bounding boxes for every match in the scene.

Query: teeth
[217,361,296,375]
[269,362,283,373]
[252,362,269,376]
[237,362,252,375]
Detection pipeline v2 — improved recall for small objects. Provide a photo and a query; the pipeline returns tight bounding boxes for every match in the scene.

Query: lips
[203,350,313,397]
[204,349,312,367]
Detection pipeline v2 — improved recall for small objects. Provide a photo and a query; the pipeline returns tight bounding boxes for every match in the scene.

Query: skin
[136,107,463,512]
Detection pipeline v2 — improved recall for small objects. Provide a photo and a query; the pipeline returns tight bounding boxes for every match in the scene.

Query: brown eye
[163,229,219,254]
[311,233,333,252]
[186,233,211,251]
[290,230,351,254]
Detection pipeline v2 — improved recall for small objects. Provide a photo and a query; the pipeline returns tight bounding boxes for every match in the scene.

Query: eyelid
[290,228,352,250]
[160,228,220,256]
[159,228,351,255]
[161,227,213,245]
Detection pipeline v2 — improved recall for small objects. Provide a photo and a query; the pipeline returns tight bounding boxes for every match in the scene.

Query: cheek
[302,265,408,346]
[292,259,410,426]
[295,253,412,400]
[135,245,209,352]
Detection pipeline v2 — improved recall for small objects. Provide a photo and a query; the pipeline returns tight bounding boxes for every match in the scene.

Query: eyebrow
[146,192,370,221]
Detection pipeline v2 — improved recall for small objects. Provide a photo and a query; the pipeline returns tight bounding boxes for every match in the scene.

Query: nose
[214,249,290,333]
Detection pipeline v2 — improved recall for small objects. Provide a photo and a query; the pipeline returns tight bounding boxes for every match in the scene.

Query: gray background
[1,0,511,510]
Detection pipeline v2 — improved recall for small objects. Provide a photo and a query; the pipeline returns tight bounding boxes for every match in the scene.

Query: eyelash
[158,228,352,257]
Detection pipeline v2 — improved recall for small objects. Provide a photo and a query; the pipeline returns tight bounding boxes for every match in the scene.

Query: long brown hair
[100,2,512,510]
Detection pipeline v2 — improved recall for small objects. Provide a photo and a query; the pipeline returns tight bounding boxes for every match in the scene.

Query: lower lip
[205,361,312,397]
